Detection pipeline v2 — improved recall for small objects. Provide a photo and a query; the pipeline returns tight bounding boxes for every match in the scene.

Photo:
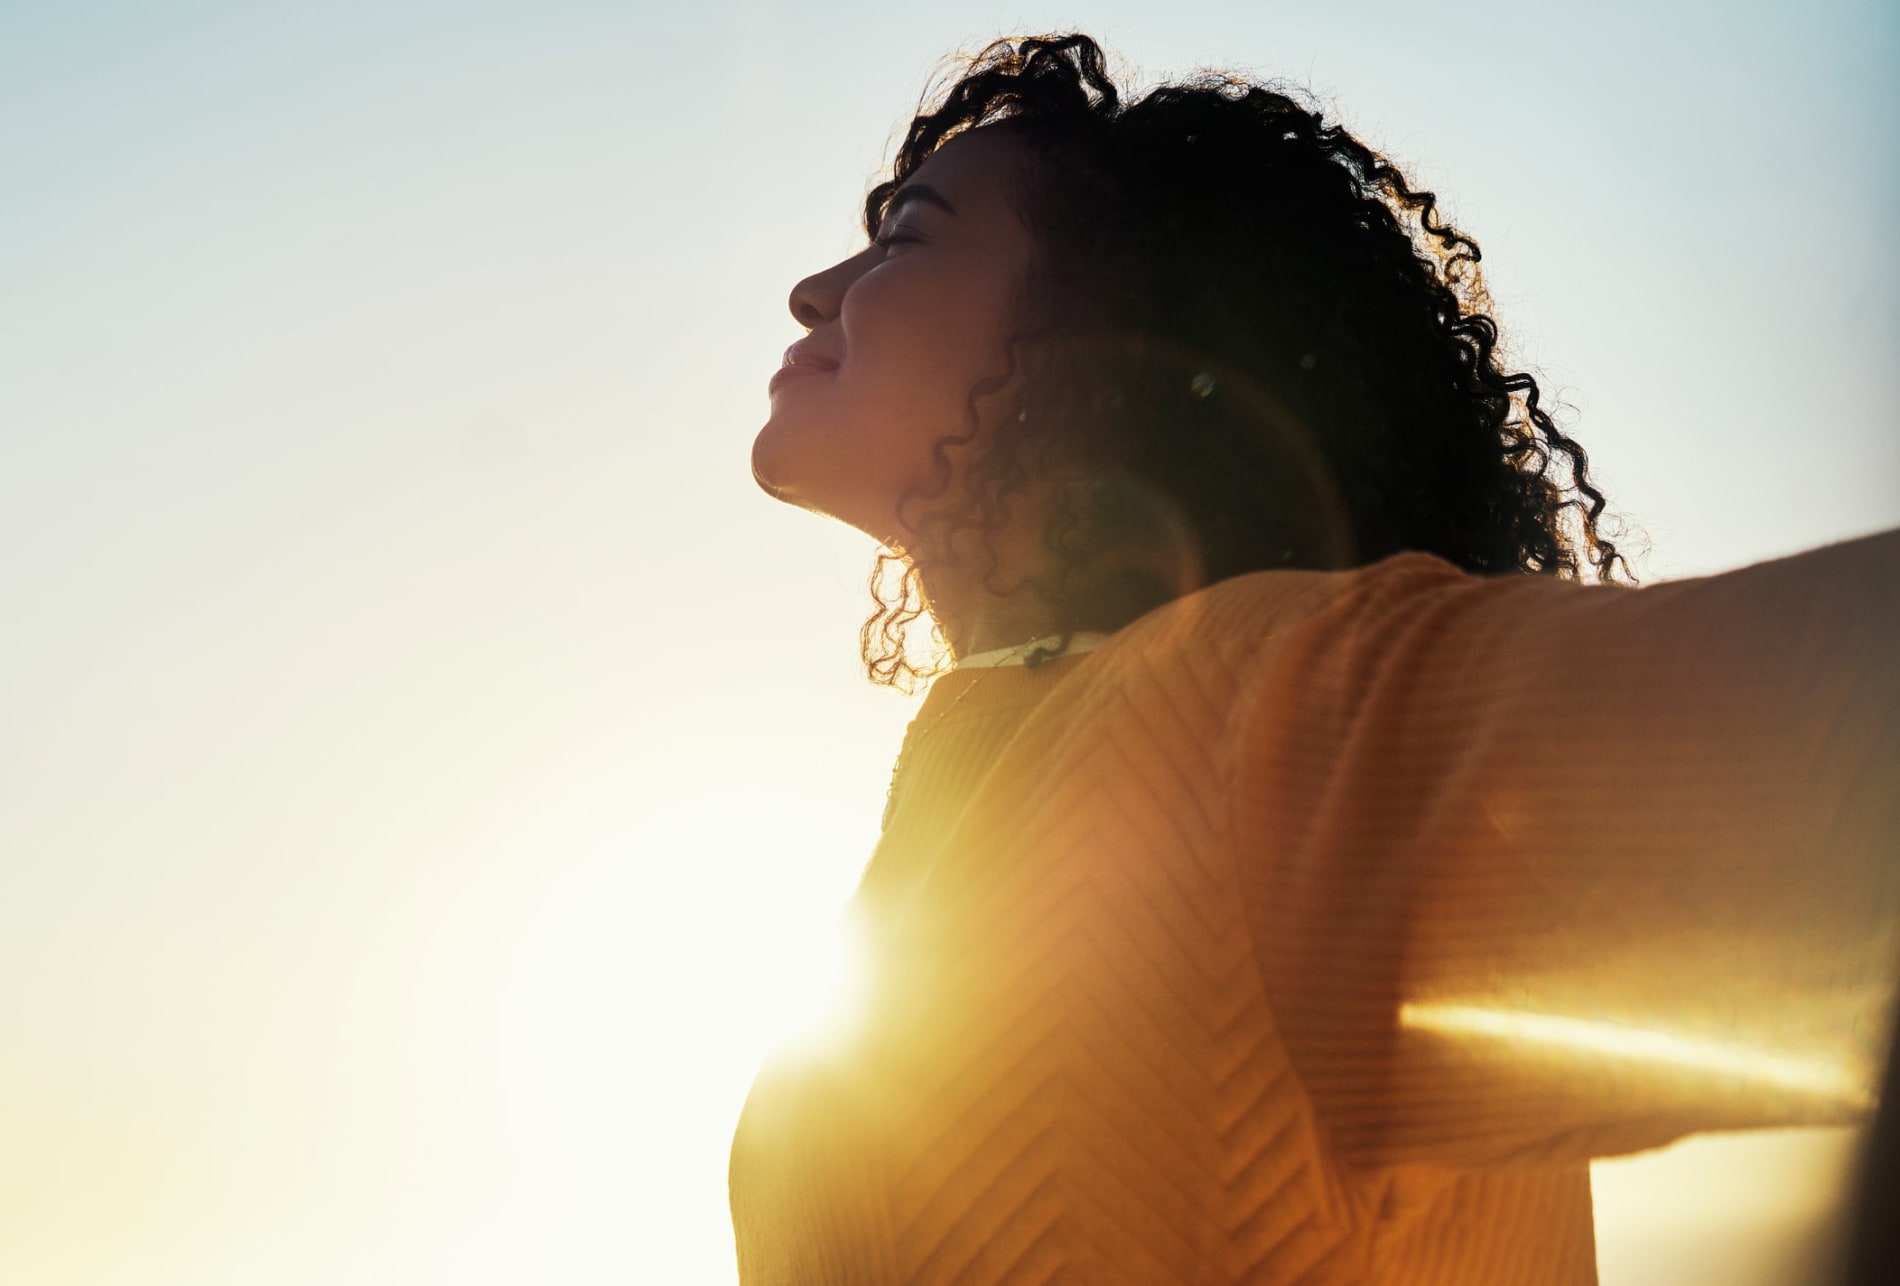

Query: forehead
[897,127,1026,224]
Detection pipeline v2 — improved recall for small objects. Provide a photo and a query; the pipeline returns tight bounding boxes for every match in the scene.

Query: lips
[768,363,830,395]
[769,341,840,395]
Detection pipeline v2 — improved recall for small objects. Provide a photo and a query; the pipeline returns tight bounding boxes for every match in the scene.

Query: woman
[734,34,1898,1284]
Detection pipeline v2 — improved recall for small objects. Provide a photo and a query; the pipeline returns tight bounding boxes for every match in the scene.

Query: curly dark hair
[858,33,1630,688]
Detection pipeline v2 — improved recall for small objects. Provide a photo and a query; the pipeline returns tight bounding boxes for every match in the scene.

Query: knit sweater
[730,533,1900,1284]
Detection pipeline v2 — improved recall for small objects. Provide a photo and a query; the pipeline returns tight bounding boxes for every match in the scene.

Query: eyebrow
[885,183,958,218]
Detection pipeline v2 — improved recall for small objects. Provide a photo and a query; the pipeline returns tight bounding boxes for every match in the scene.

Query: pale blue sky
[1,2,1894,1282]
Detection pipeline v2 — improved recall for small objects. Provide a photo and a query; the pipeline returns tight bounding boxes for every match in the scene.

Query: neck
[905,493,1068,660]
[944,592,1056,661]
[915,560,1056,663]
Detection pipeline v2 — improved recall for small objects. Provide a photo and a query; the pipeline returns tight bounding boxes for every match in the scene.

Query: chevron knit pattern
[731,535,1900,1284]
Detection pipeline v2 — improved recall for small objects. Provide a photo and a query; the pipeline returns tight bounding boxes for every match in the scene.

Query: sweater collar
[953,632,1112,671]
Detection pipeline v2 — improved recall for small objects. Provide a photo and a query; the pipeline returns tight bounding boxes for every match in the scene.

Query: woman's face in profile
[752,128,1034,544]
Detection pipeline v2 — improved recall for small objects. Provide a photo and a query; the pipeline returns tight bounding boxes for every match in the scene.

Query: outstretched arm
[1232,531,1900,1169]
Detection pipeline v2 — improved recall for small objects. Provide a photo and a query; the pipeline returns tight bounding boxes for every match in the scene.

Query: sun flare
[474,786,879,1279]
[1399,1002,1874,1108]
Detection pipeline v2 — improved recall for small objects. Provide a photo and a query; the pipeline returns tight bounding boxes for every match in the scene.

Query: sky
[1,1,1895,1282]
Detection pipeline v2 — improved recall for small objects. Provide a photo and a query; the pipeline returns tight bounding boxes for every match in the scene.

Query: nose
[787,251,868,330]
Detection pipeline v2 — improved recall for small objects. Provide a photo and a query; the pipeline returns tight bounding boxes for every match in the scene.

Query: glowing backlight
[482,787,877,1280]
[1399,1002,1874,1108]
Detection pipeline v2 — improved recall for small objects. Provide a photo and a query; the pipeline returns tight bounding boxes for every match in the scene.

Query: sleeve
[1230,530,1900,1170]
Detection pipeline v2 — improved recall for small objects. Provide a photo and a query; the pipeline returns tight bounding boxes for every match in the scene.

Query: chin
[751,421,837,515]
[751,417,893,538]
[750,437,789,502]
[750,419,796,501]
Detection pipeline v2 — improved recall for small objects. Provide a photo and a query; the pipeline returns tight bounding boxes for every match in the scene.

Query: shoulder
[1041,555,1474,784]
[1094,552,1479,681]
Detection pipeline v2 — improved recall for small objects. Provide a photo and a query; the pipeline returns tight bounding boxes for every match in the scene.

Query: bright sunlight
[1400,1001,1876,1107]
[489,788,875,1281]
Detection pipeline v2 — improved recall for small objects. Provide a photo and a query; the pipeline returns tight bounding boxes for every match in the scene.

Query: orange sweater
[730,534,1900,1284]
